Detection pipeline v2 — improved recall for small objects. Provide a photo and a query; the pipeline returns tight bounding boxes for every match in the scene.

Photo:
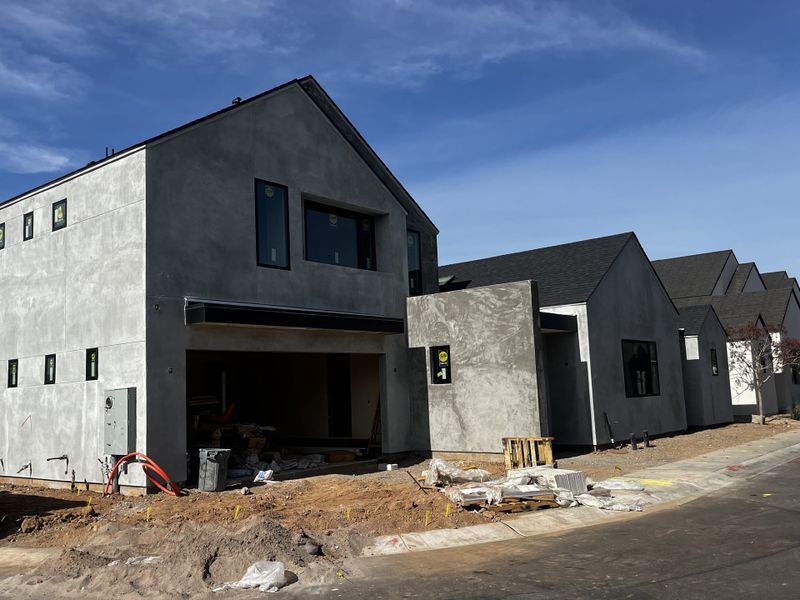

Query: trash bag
[213,560,289,593]
[424,459,491,486]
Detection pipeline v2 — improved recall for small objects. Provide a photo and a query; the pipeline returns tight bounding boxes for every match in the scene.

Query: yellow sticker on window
[438,351,448,363]
[329,214,338,226]
[266,186,274,198]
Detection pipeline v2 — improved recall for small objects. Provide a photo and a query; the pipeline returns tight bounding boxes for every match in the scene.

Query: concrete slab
[400,523,521,551]
[361,535,409,557]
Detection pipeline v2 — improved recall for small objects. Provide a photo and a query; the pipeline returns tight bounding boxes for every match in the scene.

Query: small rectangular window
[622,340,660,397]
[52,199,67,231]
[86,348,99,381]
[305,200,376,270]
[7,359,18,388]
[44,354,56,385]
[793,367,799,385]
[407,230,422,296]
[710,348,719,376]
[0,222,5,249]
[23,211,34,241]
[255,180,289,269]
[430,345,452,385]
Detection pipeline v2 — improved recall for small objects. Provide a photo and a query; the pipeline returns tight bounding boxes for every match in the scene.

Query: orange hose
[103,452,181,497]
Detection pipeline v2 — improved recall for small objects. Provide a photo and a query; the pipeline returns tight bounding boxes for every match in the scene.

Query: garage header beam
[185,299,405,334]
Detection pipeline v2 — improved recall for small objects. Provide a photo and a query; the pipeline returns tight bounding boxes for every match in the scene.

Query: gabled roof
[726,262,764,294]
[439,232,635,306]
[677,305,715,335]
[761,271,798,291]
[652,250,733,299]
[0,77,438,232]
[675,288,795,331]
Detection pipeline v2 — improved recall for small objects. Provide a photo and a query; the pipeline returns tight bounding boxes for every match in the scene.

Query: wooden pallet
[502,436,555,471]
[484,497,560,513]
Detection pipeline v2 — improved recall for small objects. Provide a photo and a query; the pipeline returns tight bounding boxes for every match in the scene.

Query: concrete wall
[680,316,734,427]
[0,150,148,487]
[406,281,548,454]
[143,84,422,479]
[586,239,687,443]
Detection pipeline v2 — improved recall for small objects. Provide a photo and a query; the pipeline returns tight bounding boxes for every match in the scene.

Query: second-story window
[44,354,56,385]
[7,359,18,388]
[407,230,422,296]
[255,180,289,269]
[86,348,99,381]
[23,212,34,241]
[304,200,376,270]
[52,199,67,231]
[0,222,5,250]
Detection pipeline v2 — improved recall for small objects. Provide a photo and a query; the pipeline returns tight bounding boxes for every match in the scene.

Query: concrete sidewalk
[362,428,800,556]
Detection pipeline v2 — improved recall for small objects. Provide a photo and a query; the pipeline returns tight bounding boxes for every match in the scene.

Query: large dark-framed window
[44,354,56,385]
[430,345,452,385]
[23,211,34,241]
[304,200,376,270]
[0,222,5,250]
[622,340,660,397]
[255,180,290,269]
[7,359,18,388]
[52,199,67,231]
[86,348,99,381]
[407,229,422,296]
[711,348,719,376]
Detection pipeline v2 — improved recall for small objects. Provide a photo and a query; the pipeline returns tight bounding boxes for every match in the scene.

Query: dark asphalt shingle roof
[675,288,794,331]
[761,271,797,291]
[652,250,733,299]
[725,262,765,294]
[439,232,634,306]
[677,305,713,335]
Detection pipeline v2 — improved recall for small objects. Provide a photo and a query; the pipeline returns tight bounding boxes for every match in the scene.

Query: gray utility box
[104,388,137,455]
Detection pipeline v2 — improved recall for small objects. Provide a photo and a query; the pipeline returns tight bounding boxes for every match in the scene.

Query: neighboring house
[0,77,439,492]
[421,232,687,449]
[654,252,800,414]
[677,305,733,427]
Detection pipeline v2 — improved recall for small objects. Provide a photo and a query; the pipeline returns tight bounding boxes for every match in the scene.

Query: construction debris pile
[422,459,646,513]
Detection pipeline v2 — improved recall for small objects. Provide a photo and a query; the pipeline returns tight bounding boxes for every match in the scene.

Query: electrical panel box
[103,387,137,455]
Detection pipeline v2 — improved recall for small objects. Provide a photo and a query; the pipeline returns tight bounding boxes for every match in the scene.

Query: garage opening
[186,350,382,485]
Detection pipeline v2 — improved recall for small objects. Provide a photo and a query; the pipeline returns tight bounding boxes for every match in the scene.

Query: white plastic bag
[424,459,491,486]
[593,479,645,491]
[213,560,288,593]
[575,493,643,512]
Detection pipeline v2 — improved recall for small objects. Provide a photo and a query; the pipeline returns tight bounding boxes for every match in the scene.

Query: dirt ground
[0,418,797,597]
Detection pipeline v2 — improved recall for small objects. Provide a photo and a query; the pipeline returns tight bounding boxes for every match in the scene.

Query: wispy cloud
[0,118,78,174]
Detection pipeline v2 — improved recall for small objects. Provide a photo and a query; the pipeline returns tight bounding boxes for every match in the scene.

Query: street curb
[360,429,800,557]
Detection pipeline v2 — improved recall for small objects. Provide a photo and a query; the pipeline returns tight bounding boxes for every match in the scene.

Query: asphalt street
[291,456,800,599]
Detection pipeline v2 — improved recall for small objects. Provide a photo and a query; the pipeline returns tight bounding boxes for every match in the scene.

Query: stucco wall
[680,315,733,427]
[143,84,422,478]
[728,339,779,416]
[586,239,687,443]
[0,150,147,487]
[406,281,547,454]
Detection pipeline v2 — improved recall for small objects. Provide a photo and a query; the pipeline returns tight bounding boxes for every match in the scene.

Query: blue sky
[2,1,799,273]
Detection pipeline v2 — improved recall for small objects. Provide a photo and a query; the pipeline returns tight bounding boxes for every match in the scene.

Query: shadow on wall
[544,332,594,446]
[408,347,431,452]
[0,490,85,540]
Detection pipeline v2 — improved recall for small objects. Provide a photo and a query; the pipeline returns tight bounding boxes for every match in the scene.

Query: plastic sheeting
[575,493,644,512]
[213,560,289,593]
[593,479,645,491]
[424,459,492,486]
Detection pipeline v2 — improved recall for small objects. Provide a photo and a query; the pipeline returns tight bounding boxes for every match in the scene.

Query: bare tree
[727,323,800,424]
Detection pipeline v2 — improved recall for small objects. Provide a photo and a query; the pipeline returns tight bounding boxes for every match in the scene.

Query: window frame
[621,339,661,398]
[52,199,67,232]
[44,354,56,385]
[407,229,422,296]
[23,211,34,241]
[710,348,719,376]
[0,222,5,250]
[254,179,291,270]
[86,348,99,381]
[303,199,377,271]
[430,345,453,385]
[7,359,18,388]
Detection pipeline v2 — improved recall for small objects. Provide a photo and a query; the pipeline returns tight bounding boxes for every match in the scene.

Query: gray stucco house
[0,77,438,492]
[412,232,687,451]
[677,305,733,427]
[654,251,800,415]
